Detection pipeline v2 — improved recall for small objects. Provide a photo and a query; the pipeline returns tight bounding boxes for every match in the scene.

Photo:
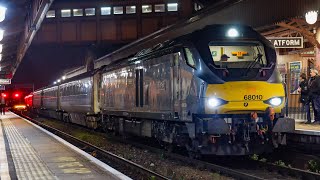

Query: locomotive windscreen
[209,41,267,69]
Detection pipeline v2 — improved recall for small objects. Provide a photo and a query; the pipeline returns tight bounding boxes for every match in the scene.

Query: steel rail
[17,112,320,180]
[19,113,169,180]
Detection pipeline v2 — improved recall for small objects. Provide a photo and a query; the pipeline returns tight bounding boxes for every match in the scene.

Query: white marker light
[227,28,239,37]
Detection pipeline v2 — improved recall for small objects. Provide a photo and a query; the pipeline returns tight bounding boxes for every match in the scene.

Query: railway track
[18,112,168,180]
[126,138,320,180]
[16,111,320,180]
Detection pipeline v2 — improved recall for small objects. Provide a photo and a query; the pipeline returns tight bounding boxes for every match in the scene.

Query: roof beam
[13,0,55,75]
[277,21,320,48]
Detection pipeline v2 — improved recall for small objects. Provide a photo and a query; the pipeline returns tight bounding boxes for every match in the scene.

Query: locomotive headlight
[264,97,282,107]
[207,97,228,108]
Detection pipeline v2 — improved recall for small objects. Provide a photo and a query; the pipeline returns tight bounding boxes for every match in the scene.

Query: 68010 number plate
[244,95,263,101]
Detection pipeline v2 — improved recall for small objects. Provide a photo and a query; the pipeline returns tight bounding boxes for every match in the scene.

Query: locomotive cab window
[183,48,196,69]
[209,41,267,69]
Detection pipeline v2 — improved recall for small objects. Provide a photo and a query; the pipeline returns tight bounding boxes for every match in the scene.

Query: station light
[57,79,61,83]
[305,10,318,24]
[53,81,57,84]
[0,53,2,61]
[0,6,6,22]
[0,29,4,41]
[0,44,2,53]
[62,76,66,80]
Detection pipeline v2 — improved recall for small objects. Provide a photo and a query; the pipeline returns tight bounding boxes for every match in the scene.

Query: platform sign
[0,79,11,85]
[267,37,304,48]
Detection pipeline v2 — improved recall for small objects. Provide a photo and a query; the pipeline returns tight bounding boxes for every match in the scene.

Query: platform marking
[0,118,10,180]
[15,113,132,180]
[2,118,56,180]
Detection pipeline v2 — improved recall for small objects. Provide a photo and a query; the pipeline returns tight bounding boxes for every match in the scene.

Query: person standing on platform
[298,73,311,124]
[0,95,5,115]
[308,69,320,124]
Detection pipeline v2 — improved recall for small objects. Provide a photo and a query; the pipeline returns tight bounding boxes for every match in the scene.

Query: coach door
[173,52,182,119]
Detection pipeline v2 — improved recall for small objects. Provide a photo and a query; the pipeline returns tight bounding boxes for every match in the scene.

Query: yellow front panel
[205,81,285,114]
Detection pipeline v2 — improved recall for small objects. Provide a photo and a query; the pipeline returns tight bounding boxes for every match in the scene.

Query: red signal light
[14,93,20,98]
[1,93,7,98]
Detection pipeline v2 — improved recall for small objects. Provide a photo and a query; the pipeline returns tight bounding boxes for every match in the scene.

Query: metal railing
[282,67,313,121]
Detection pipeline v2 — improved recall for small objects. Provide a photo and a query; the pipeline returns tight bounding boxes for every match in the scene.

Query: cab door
[173,52,182,119]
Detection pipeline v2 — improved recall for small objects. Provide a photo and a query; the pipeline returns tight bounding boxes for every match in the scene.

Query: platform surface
[0,112,131,180]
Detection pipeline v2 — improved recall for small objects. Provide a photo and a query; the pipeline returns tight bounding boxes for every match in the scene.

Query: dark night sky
[12,45,87,90]
[12,43,125,90]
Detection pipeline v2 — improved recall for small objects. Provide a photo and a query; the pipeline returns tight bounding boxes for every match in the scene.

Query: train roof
[94,0,243,69]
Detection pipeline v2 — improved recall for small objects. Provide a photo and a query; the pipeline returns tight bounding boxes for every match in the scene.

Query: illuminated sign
[232,51,248,58]
[267,37,303,48]
[0,79,11,84]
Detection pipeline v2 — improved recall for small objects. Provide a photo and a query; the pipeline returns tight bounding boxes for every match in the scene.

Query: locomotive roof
[94,0,243,69]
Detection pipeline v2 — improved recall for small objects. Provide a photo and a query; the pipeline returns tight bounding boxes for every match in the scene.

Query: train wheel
[164,143,174,153]
[186,139,202,159]
[100,115,108,132]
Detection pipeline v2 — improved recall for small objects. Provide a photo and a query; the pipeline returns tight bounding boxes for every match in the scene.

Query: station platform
[0,112,131,180]
[294,120,320,135]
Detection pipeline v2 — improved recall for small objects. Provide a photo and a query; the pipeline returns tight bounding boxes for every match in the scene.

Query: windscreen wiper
[242,53,263,76]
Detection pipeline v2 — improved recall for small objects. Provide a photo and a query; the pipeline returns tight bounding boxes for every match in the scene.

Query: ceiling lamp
[0,6,6,22]
[305,10,318,24]
[0,29,3,41]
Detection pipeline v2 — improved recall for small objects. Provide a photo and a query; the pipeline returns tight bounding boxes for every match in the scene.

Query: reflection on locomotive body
[25,24,295,156]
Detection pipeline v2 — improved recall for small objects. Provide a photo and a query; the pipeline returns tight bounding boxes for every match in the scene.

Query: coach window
[126,6,136,14]
[85,8,95,16]
[113,6,123,14]
[101,7,111,15]
[61,9,71,17]
[46,10,55,18]
[142,5,152,13]
[167,3,178,12]
[184,48,196,68]
[73,9,83,16]
[154,4,165,12]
